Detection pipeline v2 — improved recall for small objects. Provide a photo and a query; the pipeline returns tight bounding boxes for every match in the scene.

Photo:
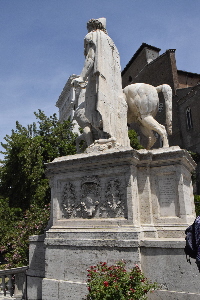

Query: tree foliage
[0,200,50,268]
[128,129,143,150]
[0,110,77,211]
[0,110,77,268]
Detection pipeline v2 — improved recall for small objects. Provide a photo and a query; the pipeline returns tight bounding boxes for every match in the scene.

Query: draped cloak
[83,29,130,147]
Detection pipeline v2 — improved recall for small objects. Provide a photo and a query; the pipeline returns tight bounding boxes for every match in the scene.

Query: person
[195,215,200,272]
[72,18,130,148]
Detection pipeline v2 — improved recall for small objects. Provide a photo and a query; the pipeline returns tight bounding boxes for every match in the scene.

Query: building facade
[122,43,200,193]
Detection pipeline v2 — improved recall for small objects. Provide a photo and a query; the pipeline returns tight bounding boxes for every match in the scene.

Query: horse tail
[156,84,172,135]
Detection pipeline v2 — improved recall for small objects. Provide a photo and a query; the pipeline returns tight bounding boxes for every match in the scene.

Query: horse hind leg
[140,115,169,148]
[140,124,157,150]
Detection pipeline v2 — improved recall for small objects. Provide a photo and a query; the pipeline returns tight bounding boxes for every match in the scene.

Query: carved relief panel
[60,175,127,219]
[100,179,125,218]
[80,176,100,218]
[62,182,78,218]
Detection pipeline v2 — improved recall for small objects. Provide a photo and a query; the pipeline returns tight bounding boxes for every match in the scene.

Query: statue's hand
[71,77,86,88]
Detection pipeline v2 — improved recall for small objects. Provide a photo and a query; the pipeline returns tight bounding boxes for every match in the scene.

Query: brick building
[122,43,200,192]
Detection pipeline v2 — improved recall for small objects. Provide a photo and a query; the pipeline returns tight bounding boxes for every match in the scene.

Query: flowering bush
[0,201,50,269]
[85,261,157,300]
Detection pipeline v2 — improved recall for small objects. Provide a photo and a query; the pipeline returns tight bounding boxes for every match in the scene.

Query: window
[186,107,193,130]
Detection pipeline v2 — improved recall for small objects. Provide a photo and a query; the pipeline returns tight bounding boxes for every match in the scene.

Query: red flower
[103,281,109,287]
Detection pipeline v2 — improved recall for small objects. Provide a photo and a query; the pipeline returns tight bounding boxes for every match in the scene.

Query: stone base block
[42,279,87,300]
[45,147,196,238]
[141,239,200,297]
[27,234,45,300]
[27,147,198,299]
[44,230,141,283]
[27,276,43,300]
[148,290,200,300]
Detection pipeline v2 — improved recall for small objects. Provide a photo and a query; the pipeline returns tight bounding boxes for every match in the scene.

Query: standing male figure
[72,18,130,148]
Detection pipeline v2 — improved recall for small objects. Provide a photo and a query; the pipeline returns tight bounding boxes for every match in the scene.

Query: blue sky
[0,0,200,159]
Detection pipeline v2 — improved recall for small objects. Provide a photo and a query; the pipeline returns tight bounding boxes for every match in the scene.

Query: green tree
[0,198,22,256]
[0,110,77,268]
[0,199,50,268]
[0,110,77,211]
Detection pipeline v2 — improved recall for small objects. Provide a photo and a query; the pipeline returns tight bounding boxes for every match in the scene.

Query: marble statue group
[72,17,172,151]
[30,18,197,300]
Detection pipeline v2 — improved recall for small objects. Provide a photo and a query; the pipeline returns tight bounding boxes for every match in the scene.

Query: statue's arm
[80,44,95,81]
[71,36,96,88]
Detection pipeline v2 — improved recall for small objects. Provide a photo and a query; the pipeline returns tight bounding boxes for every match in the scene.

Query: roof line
[126,49,176,81]
[177,69,200,77]
[122,43,161,75]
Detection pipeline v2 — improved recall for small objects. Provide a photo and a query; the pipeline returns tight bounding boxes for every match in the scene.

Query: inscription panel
[157,172,179,217]
[182,175,194,215]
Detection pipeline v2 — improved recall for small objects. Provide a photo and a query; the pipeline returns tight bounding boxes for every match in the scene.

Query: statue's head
[87,18,107,34]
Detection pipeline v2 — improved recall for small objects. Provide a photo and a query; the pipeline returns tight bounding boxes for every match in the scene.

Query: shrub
[128,130,143,150]
[0,202,50,268]
[85,261,157,300]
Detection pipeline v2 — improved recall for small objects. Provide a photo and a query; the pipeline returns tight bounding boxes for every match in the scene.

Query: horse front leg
[83,125,94,146]
[76,134,83,153]
[76,125,93,153]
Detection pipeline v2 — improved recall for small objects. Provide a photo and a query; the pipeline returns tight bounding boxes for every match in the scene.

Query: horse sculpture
[73,81,172,151]
[123,83,172,149]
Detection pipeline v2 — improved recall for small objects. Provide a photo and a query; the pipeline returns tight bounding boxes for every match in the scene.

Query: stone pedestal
[28,146,199,299]
[27,234,45,300]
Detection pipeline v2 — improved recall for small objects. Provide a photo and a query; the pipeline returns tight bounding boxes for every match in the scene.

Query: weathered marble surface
[45,146,195,232]
[142,239,200,299]
[26,147,199,299]
[26,234,45,300]
[123,83,172,149]
[37,147,197,299]
[72,18,130,150]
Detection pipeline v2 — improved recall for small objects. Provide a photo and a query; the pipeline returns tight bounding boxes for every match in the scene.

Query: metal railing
[0,266,28,299]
